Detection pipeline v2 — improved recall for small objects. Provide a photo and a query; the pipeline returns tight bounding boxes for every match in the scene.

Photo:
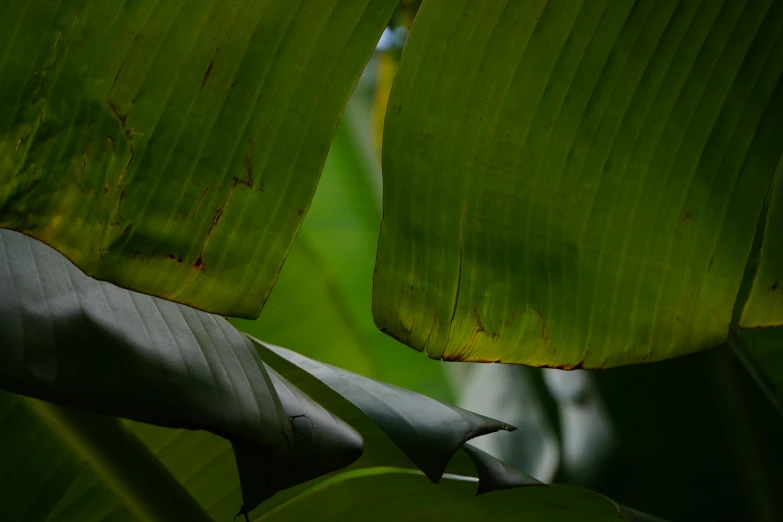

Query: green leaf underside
[0,0,397,318]
[374,0,783,367]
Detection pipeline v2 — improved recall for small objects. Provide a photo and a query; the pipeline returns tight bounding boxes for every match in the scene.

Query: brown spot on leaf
[772,280,779,292]
[119,145,134,180]
[297,208,304,216]
[473,308,485,333]
[236,154,253,187]
[177,256,183,264]
[168,254,176,260]
[106,99,127,127]
[200,59,214,91]
[505,310,516,329]
[195,185,235,267]
[194,256,203,269]
[110,64,124,90]
[122,225,131,235]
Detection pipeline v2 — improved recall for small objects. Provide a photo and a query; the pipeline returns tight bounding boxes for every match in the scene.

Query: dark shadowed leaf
[257,341,514,483]
[232,365,363,514]
[0,229,365,510]
[732,327,783,413]
[0,229,287,454]
[460,443,541,494]
[0,393,665,522]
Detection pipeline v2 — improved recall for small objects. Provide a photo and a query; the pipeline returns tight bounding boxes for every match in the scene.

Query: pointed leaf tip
[257,341,515,483]
[461,444,542,495]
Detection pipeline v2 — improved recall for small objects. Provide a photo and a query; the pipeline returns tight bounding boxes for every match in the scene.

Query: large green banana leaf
[0,0,396,318]
[374,0,783,369]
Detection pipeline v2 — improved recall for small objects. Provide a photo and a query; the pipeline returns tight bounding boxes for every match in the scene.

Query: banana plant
[2,0,782,520]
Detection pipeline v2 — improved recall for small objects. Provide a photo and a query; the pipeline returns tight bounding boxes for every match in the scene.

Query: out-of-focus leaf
[374,0,783,367]
[732,327,783,413]
[129,425,244,521]
[542,368,615,484]
[590,346,783,522]
[254,467,664,522]
[0,391,210,522]
[0,229,287,455]
[0,0,397,317]
[454,364,560,482]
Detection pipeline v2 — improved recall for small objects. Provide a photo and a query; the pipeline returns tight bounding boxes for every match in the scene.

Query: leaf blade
[0,229,288,455]
[375,0,783,367]
[0,0,398,317]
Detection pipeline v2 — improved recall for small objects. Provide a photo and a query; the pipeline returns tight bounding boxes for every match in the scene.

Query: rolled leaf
[256,341,514,483]
[0,229,287,454]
